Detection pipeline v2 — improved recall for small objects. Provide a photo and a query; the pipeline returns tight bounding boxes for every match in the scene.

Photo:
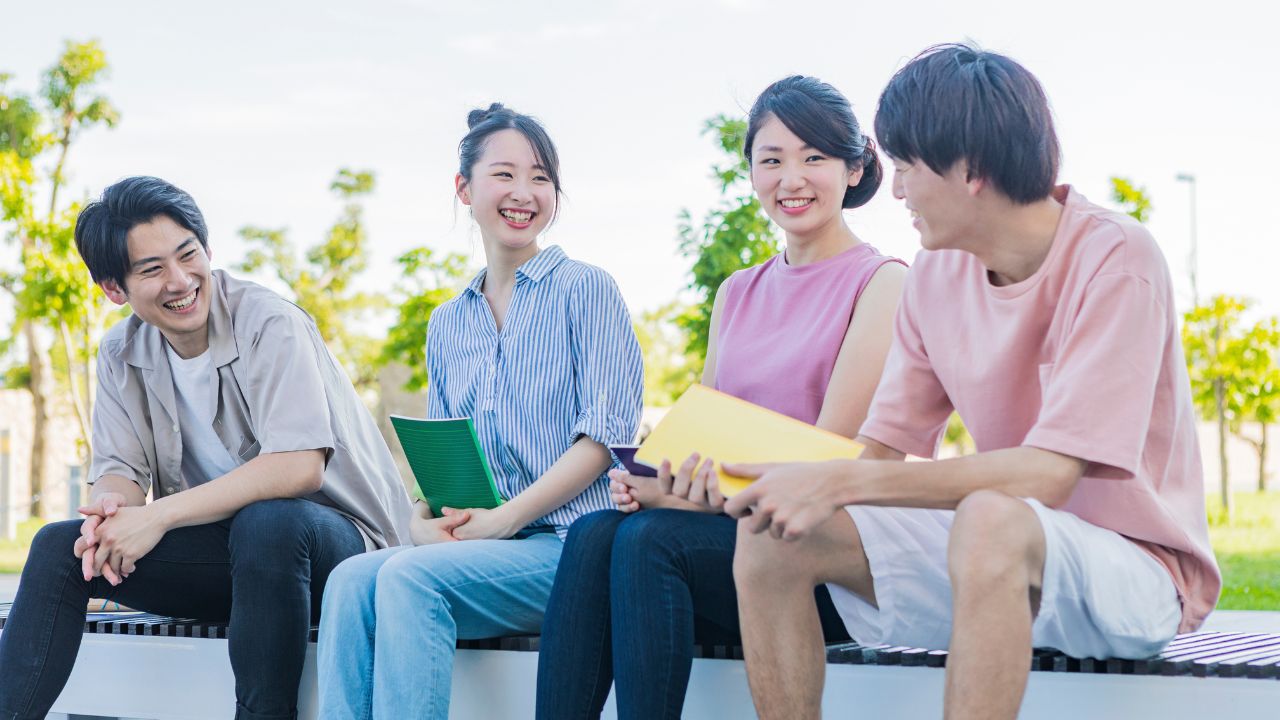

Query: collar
[463,245,568,297]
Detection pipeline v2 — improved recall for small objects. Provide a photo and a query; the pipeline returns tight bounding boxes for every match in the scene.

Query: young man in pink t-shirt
[723,44,1221,720]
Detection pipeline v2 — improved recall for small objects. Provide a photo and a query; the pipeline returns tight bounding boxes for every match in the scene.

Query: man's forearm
[832,446,1085,510]
[149,449,325,531]
[90,474,147,507]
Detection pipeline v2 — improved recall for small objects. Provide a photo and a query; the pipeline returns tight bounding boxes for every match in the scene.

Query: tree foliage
[1,40,122,516]
[673,114,779,381]
[378,247,469,392]
[237,168,383,390]
[1109,176,1153,224]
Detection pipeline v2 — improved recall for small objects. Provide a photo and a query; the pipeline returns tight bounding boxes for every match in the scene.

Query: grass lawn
[0,517,45,574]
[1207,491,1280,610]
[2,494,1277,611]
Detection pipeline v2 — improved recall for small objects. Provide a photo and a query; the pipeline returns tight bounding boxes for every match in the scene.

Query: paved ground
[3,572,1279,632]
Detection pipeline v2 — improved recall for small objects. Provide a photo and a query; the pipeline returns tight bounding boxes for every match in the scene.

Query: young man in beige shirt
[0,176,413,720]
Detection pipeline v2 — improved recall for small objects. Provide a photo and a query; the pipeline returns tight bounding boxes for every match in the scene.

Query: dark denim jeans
[0,498,364,720]
[536,509,851,720]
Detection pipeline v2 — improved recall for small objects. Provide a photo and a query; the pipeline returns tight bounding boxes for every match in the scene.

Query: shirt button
[172,424,180,433]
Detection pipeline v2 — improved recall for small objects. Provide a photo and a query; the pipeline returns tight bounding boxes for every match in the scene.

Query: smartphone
[609,445,659,477]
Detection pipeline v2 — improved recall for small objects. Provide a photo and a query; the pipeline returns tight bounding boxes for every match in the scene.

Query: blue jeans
[317,531,563,720]
[0,498,364,720]
[536,509,850,720]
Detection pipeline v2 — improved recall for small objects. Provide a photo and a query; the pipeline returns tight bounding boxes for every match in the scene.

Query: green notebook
[389,415,504,517]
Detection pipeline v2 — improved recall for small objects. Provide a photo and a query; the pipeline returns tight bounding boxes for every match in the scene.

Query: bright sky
[4,0,1277,329]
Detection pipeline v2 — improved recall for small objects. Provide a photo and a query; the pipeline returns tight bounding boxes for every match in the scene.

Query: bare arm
[815,262,906,438]
[723,446,1086,540]
[91,449,325,580]
[148,449,325,529]
[701,280,729,387]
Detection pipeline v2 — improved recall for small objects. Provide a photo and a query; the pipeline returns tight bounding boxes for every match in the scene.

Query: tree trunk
[24,323,53,519]
[1215,377,1232,521]
[1260,423,1269,493]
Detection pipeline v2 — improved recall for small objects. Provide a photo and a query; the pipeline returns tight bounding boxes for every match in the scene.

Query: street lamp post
[1176,172,1199,307]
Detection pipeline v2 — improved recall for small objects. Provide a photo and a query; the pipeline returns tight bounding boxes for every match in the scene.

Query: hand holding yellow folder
[634,384,864,497]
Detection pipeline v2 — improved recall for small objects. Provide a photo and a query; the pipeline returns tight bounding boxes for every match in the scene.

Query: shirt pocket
[237,436,262,462]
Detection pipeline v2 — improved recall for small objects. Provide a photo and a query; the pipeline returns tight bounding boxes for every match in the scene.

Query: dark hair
[744,76,883,209]
[458,103,563,219]
[74,176,209,289]
[874,43,1059,204]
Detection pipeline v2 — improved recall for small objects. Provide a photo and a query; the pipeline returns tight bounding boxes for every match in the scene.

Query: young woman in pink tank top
[535,76,906,720]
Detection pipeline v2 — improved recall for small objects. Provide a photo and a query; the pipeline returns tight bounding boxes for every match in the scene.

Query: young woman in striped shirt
[317,104,644,720]
[535,76,907,719]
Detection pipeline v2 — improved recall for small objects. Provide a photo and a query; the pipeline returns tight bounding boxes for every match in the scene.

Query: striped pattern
[426,245,643,536]
[3,605,1275,678]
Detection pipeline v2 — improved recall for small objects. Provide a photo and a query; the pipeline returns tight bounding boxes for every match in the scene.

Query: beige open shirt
[89,270,412,549]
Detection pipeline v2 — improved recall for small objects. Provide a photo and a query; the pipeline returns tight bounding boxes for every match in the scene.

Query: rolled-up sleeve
[566,268,644,447]
[90,350,153,494]
[242,310,336,462]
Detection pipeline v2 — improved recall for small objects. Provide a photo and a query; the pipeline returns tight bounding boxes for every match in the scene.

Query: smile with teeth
[500,209,534,223]
[163,287,199,311]
[780,198,813,208]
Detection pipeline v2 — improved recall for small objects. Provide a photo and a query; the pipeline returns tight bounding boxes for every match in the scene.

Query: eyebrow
[757,144,817,153]
[488,161,549,171]
[130,237,199,270]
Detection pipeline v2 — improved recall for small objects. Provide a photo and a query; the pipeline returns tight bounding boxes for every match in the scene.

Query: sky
[3,0,1277,331]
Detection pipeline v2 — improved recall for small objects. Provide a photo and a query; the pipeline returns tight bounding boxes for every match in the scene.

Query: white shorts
[826,499,1182,659]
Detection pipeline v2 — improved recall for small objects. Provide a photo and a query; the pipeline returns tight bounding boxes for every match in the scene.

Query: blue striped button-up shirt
[425,245,644,535]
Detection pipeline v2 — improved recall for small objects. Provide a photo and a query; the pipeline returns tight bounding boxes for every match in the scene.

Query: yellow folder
[635,384,864,497]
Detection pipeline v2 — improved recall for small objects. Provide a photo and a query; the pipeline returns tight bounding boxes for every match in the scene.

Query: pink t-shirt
[715,243,905,424]
[860,186,1220,633]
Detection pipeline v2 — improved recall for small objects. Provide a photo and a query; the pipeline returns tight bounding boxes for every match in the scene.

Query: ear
[956,160,986,197]
[846,164,865,189]
[99,279,129,306]
[455,173,471,206]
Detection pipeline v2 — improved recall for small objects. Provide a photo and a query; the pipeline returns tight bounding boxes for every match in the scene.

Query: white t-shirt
[165,343,241,486]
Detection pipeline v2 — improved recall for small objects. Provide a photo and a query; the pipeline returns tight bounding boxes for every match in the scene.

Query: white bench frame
[2,628,1274,720]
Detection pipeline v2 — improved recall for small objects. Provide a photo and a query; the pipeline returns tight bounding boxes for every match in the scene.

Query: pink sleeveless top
[713,243,905,424]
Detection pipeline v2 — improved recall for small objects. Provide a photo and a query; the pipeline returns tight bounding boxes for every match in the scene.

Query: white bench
[2,607,1277,719]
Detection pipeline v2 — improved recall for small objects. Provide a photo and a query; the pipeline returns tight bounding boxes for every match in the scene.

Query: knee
[611,509,686,567]
[732,518,811,588]
[28,520,83,565]
[374,549,446,606]
[948,490,1041,588]
[564,510,626,555]
[229,498,312,546]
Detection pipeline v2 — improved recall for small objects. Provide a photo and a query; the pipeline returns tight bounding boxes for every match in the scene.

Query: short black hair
[745,75,883,209]
[75,176,208,289]
[874,44,1060,204]
[458,103,562,221]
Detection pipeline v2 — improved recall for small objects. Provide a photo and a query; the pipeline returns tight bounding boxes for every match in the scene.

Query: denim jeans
[317,530,563,720]
[536,509,851,720]
[0,498,364,720]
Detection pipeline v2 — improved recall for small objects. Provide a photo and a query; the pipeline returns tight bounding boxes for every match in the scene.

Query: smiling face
[99,214,214,358]
[890,156,981,251]
[749,115,863,239]
[456,128,557,254]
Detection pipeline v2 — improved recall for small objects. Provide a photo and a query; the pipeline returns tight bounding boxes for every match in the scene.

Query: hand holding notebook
[389,415,505,517]
[634,384,863,497]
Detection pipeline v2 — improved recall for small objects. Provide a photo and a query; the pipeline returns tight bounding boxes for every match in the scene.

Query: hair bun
[467,102,507,129]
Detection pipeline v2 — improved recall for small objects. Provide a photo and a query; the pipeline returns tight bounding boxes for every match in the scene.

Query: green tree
[675,115,780,376]
[1183,295,1250,521]
[237,169,383,390]
[1228,317,1280,492]
[378,247,469,392]
[0,41,120,517]
[1110,176,1153,223]
[634,300,701,407]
